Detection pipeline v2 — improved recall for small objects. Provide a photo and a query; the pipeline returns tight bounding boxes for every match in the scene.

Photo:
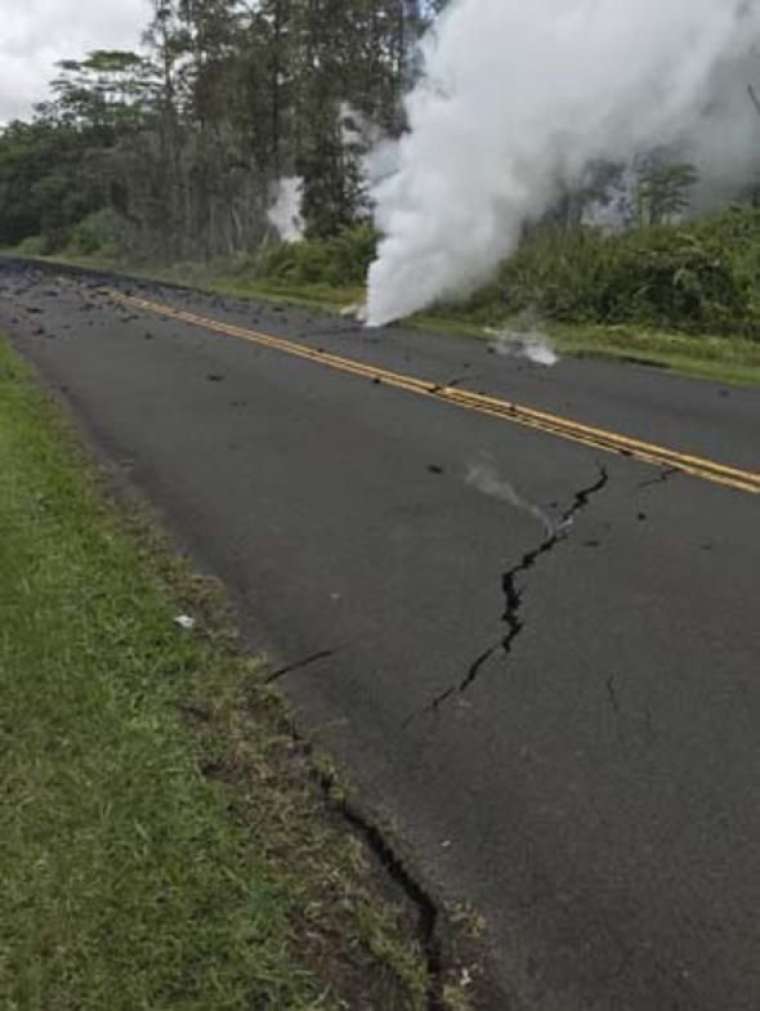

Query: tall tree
[0,0,436,256]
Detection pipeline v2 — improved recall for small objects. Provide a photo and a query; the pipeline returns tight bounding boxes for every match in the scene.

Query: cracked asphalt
[2,258,760,1010]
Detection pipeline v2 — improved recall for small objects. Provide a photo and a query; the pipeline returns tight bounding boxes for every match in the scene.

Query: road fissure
[422,466,610,717]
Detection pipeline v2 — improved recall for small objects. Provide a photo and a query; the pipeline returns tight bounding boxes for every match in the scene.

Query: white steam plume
[367,0,760,327]
[486,314,559,367]
[268,177,305,242]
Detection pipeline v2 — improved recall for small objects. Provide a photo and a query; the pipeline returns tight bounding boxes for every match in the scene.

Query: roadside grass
[0,334,437,1010]
[28,251,365,314]
[412,311,760,387]
[544,320,760,385]
[213,277,366,311]
[17,248,760,387]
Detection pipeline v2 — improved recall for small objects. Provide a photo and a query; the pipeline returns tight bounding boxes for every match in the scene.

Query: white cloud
[0,0,149,123]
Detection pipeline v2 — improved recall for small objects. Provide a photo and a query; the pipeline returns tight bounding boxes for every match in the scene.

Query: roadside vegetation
[243,207,760,336]
[0,333,460,1010]
[26,207,760,385]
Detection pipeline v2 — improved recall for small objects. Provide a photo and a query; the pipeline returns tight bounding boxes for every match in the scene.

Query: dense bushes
[26,204,760,338]
[9,210,122,259]
[67,209,121,257]
[15,235,47,256]
[255,224,377,288]
[493,212,759,335]
[252,209,760,336]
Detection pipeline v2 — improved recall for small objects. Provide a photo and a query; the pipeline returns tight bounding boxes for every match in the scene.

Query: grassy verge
[0,334,447,1010]
[18,248,760,386]
[412,312,760,387]
[542,320,760,385]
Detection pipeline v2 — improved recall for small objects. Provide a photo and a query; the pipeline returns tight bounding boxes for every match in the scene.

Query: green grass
[0,335,432,1010]
[214,277,366,311]
[544,320,760,385]
[410,312,760,386]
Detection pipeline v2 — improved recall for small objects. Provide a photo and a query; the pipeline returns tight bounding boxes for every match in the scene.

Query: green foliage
[68,208,122,256]
[483,210,760,336]
[256,224,378,287]
[0,0,429,260]
[15,235,47,256]
[636,159,699,226]
[0,114,108,251]
[242,209,760,338]
[51,50,157,136]
[0,44,157,252]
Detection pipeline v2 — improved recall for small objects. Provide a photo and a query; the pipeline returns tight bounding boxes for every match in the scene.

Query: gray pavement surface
[2,258,759,1010]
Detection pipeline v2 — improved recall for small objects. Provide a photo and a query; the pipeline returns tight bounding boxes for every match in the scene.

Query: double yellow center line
[106,289,760,496]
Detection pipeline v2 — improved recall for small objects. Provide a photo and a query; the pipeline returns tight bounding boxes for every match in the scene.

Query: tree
[635,152,698,227]
[0,0,436,257]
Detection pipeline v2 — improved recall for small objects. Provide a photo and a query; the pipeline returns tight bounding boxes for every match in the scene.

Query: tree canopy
[0,0,429,257]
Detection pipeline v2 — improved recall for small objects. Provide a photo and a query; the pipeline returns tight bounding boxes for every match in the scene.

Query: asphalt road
[2,258,759,1010]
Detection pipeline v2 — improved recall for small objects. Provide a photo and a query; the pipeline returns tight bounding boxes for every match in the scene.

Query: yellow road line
[106,289,760,496]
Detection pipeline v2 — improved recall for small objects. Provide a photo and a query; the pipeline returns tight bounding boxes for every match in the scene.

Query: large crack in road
[422,465,610,717]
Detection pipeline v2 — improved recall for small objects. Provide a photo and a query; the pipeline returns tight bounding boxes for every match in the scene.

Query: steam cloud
[467,457,557,536]
[486,317,559,367]
[367,0,760,327]
[268,177,305,242]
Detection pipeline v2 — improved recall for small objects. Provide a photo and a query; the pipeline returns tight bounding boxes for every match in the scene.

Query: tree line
[1,0,741,270]
[0,0,439,261]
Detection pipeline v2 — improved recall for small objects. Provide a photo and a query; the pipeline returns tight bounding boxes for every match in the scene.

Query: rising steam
[467,457,557,536]
[268,177,305,242]
[367,0,760,326]
[486,315,559,367]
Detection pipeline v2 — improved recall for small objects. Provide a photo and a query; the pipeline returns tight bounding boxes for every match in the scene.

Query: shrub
[68,209,121,257]
[16,235,47,256]
[256,224,377,288]
[493,210,760,335]
[595,229,749,331]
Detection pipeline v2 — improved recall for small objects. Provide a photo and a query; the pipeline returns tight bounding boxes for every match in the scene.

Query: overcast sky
[0,0,150,124]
